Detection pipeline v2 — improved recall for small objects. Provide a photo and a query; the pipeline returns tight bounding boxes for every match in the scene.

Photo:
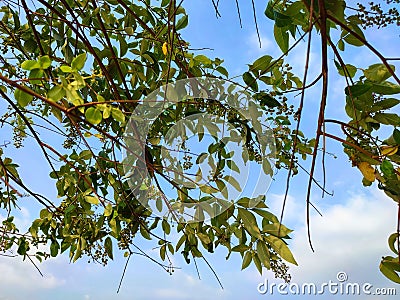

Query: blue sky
[0,1,400,299]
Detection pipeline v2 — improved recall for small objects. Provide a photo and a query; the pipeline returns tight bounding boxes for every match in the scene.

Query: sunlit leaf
[241,251,252,270]
[15,87,33,107]
[85,107,103,125]
[85,195,100,205]
[274,25,289,53]
[71,52,87,71]
[265,235,297,265]
[256,241,270,269]
[357,162,375,182]
[238,208,262,239]
[364,63,395,83]
[21,60,40,70]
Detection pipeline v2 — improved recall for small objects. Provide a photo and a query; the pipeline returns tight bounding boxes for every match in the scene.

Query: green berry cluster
[357,1,400,28]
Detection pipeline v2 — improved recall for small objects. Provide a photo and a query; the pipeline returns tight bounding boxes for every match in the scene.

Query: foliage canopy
[0,0,399,286]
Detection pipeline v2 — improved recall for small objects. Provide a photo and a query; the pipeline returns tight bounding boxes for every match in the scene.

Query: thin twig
[280,0,315,237]
[251,0,261,48]
[117,253,131,293]
[234,0,242,28]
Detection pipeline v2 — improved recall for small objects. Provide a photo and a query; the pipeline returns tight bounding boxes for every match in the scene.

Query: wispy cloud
[246,32,275,57]
[285,189,397,295]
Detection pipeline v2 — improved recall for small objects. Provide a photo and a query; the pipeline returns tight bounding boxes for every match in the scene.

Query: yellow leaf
[358,162,375,182]
[162,42,168,56]
[381,145,398,157]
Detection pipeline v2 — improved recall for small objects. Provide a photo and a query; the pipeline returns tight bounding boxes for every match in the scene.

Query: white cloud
[152,273,222,299]
[246,32,274,56]
[0,257,65,290]
[276,189,397,289]
[244,188,399,299]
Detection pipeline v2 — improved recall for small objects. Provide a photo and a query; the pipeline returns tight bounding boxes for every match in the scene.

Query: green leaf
[104,236,113,260]
[124,26,135,35]
[21,60,40,70]
[85,107,103,125]
[160,244,166,260]
[374,113,400,126]
[40,208,51,219]
[197,232,211,245]
[343,25,365,47]
[60,65,73,73]
[216,179,228,199]
[274,25,289,53]
[238,208,262,239]
[104,203,113,217]
[256,241,270,269]
[372,82,400,95]
[39,56,51,69]
[262,223,293,237]
[17,238,29,255]
[265,235,297,265]
[393,129,400,145]
[262,160,273,176]
[61,240,70,254]
[326,0,345,23]
[381,160,395,177]
[196,153,208,164]
[253,208,279,223]
[199,184,218,194]
[176,234,186,251]
[364,64,395,83]
[338,39,345,51]
[251,55,273,74]
[140,224,152,240]
[80,150,92,160]
[241,251,252,270]
[254,92,281,108]
[227,160,240,173]
[15,87,33,107]
[243,71,258,92]
[108,218,120,236]
[29,68,44,84]
[119,35,128,57]
[216,66,229,77]
[50,240,60,257]
[72,244,82,262]
[273,11,292,27]
[84,195,100,205]
[231,244,250,252]
[71,53,87,71]
[223,175,242,192]
[380,257,400,284]
[388,233,399,254]
[371,98,400,112]
[47,85,65,102]
[345,83,372,97]
[264,1,274,20]
[175,15,188,30]
[103,105,112,119]
[111,107,125,123]
[334,60,357,78]
[65,204,76,214]
[253,253,263,274]
[194,55,211,65]
[162,219,171,235]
